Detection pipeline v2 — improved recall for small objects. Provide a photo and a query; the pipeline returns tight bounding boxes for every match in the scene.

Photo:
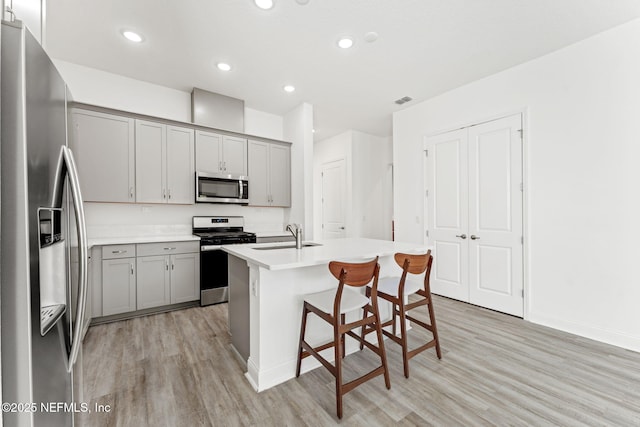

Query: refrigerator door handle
[52,146,88,372]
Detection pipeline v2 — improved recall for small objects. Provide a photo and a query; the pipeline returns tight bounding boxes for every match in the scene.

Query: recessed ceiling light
[254,0,274,10]
[337,37,354,49]
[283,85,295,93]
[217,63,231,71]
[122,30,143,43]
[364,32,379,43]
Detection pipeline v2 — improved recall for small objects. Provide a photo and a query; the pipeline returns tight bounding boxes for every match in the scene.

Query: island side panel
[247,255,398,392]
[228,255,251,365]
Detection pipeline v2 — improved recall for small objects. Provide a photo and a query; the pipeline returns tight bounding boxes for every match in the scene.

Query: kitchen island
[222,238,427,392]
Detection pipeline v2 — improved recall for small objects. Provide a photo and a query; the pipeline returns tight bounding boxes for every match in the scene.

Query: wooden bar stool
[295,257,390,419]
[361,250,441,378]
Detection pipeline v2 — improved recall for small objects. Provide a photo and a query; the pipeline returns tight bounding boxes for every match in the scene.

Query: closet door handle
[456,234,467,239]
[470,235,480,240]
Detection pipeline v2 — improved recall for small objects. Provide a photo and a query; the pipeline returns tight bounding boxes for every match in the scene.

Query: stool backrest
[328,257,380,318]
[328,257,379,288]
[394,250,432,275]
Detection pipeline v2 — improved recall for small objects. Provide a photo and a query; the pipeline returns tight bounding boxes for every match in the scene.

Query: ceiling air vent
[394,96,413,105]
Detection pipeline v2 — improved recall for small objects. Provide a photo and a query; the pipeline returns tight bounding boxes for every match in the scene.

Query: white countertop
[88,234,200,248]
[222,238,427,271]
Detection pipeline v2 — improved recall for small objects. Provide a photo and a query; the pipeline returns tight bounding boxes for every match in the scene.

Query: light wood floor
[78,296,640,426]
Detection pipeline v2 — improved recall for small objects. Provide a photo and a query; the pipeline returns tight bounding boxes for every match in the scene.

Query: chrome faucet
[286,223,303,249]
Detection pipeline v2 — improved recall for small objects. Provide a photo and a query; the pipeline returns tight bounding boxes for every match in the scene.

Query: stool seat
[377,276,422,296]
[303,288,369,315]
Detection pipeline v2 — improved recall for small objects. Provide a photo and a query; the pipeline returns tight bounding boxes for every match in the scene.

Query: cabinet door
[166,126,194,204]
[195,130,222,173]
[71,110,135,202]
[102,258,136,316]
[222,136,247,176]
[247,140,270,206]
[269,144,291,207]
[136,255,171,309]
[170,253,200,304]
[135,120,166,203]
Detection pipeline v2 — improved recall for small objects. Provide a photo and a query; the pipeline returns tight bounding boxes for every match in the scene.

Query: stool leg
[427,297,442,359]
[359,306,367,350]
[341,313,346,358]
[334,319,344,419]
[296,304,309,377]
[398,302,410,378]
[372,304,391,390]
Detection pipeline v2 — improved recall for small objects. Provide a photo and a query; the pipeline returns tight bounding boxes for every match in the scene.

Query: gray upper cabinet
[135,120,165,203]
[195,130,247,176]
[70,109,135,202]
[166,126,195,204]
[135,120,194,204]
[248,140,291,207]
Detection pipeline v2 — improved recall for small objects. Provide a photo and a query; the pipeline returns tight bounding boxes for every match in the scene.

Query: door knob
[455,234,467,239]
[470,235,480,240]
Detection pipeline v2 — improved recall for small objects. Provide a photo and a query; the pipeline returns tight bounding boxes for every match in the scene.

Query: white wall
[314,130,393,241]
[245,108,283,141]
[53,60,293,236]
[393,18,640,352]
[54,60,193,122]
[352,131,393,240]
[283,103,314,238]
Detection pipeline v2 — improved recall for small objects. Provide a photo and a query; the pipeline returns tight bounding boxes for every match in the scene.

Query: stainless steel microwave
[196,171,249,204]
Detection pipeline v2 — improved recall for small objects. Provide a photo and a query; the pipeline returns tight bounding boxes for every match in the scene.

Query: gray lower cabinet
[136,255,171,309]
[102,244,137,316]
[136,242,200,310]
[170,252,200,303]
[98,241,199,318]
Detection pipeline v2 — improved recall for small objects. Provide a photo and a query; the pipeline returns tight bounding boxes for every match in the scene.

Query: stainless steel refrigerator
[1,20,89,427]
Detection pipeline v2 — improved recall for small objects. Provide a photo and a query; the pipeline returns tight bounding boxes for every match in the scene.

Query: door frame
[422,108,531,320]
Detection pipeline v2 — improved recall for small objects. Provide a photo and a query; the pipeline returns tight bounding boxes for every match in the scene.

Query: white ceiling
[45,0,640,141]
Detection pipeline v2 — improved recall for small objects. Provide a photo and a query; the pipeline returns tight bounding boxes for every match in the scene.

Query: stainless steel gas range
[192,216,256,305]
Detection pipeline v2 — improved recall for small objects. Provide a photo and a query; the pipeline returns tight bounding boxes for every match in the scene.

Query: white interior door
[321,159,346,239]
[468,115,523,316]
[424,129,470,301]
[424,114,524,317]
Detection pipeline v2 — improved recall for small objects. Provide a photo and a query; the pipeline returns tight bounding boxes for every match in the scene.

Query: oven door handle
[201,245,223,251]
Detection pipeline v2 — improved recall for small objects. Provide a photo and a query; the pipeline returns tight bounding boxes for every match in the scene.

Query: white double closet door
[424,114,523,317]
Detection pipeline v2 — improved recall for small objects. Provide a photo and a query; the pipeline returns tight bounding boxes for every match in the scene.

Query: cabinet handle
[219,161,222,171]
[166,261,169,271]
[163,247,176,251]
[168,189,171,200]
[130,263,134,275]
[112,250,127,254]
[171,262,175,270]
[130,187,134,199]
[223,161,227,171]
[163,189,166,199]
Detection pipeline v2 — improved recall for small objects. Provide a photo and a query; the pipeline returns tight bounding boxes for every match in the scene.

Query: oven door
[196,172,249,204]
[200,248,229,305]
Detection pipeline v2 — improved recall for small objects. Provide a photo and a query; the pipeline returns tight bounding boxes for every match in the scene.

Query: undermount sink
[253,243,322,250]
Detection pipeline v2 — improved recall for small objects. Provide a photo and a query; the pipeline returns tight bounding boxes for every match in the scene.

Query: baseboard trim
[528,311,640,353]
